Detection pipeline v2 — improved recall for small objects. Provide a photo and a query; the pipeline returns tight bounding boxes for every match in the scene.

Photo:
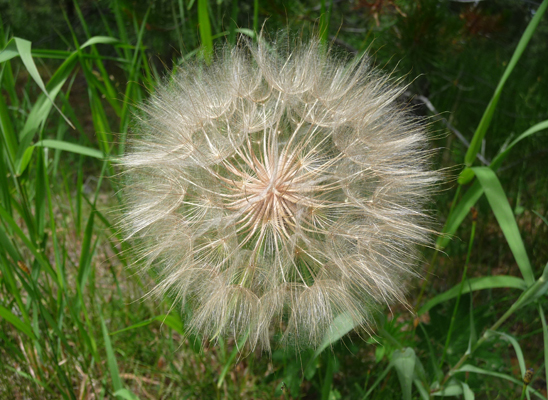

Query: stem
[439,214,476,369]
[440,264,548,387]
[416,185,462,306]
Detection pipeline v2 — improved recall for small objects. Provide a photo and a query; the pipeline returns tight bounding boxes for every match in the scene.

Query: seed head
[120,37,439,351]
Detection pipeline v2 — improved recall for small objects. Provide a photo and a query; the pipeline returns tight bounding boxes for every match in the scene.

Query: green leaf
[101,316,123,394]
[81,36,120,48]
[432,383,463,396]
[491,120,548,170]
[486,331,526,378]
[362,363,393,399]
[313,312,356,360]
[391,348,416,400]
[15,51,79,174]
[464,0,548,166]
[9,38,73,129]
[437,181,483,250]
[217,331,250,388]
[0,204,56,278]
[0,39,19,62]
[34,140,104,159]
[466,280,477,355]
[461,382,475,400]
[418,275,527,316]
[17,146,35,176]
[538,303,548,395]
[458,167,475,185]
[472,167,534,285]
[110,314,185,336]
[0,305,36,340]
[453,365,547,400]
[113,389,140,400]
[198,0,213,63]
[413,379,430,400]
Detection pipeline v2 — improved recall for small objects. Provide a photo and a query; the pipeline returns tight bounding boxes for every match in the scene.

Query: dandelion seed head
[120,36,439,351]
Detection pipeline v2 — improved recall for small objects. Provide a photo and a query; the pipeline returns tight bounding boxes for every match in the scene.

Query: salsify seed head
[120,36,439,351]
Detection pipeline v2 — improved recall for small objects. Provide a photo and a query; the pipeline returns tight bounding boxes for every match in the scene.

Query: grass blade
[198,0,213,63]
[464,0,548,166]
[437,181,483,250]
[11,38,74,129]
[101,316,123,395]
[491,120,548,170]
[0,305,36,340]
[313,312,356,360]
[472,167,534,285]
[34,139,104,159]
[418,275,527,315]
[538,303,548,396]
[486,331,526,378]
[453,365,547,400]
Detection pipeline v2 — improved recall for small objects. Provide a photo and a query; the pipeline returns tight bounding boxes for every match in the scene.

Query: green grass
[1,0,548,399]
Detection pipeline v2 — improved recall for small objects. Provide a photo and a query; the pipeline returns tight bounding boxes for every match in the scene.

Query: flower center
[225,145,300,241]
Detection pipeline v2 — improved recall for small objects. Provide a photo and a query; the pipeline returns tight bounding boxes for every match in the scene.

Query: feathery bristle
[119,36,439,351]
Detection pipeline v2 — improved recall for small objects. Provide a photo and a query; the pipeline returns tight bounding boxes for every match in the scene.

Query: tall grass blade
[228,0,239,45]
[253,0,259,34]
[464,0,548,166]
[0,305,36,340]
[472,167,534,285]
[418,275,527,315]
[437,182,483,250]
[313,312,355,360]
[34,139,104,159]
[198,0,213,63]
[486,331,526,378]
[1,38,74,129]
[538,303,548,396]
[101,316,123,396]
[453,365,547,400]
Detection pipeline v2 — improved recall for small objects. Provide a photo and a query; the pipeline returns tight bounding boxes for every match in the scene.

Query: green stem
[440,217,476,369]
[416,185,461,307]
[441,263,548,387]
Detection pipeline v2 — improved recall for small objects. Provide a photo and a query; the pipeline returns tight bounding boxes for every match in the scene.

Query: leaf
[0,305,36,340]
[5,38,73,129]
[15,51,79,174]
[313,312,356,360]
[432,383,463,396]
[461,382,475,400]
[466,280,477,355]
[458,167,475,185]
[110,314,185,336]
[0,204,56,278]
[362,363,393,400]
[113,389,140,400]
[486,331,526,378]
[418,275,527,315]
[81,36,120,48]
[453,364,547,400]
[217,331,249,388]
[34,140,104,159]
[491,120,548,170]
[391,348,416,400]
[413,379,430,400]
[464,0,548,166]
[101,316,123,394]
[538,303,548,394]
[198,0,213,63]
[472,167,534,285]
[437,181,483,250]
